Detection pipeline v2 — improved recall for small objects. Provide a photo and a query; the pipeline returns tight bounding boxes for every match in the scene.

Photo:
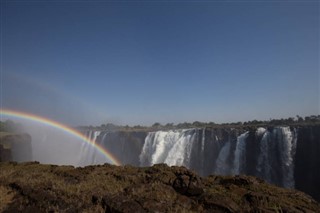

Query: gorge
[1,123,319,202]
[79,125,320,201]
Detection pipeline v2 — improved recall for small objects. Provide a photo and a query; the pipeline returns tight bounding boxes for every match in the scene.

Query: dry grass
[0,186,16,212]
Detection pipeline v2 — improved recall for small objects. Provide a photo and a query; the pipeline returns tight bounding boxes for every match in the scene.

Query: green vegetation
[78,115,320,131]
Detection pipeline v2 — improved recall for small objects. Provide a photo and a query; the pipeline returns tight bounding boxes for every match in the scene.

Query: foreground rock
[0,162,319,212]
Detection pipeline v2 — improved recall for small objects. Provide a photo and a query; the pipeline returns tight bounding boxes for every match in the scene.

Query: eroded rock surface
[0,162,319,212]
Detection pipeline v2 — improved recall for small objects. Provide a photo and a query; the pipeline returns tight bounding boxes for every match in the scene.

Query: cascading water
[139,131,179,166]
[232,131,249,175]
[200,128,206,173]
[256,128,272,183]
[90,131,101,164]
[139,129,198,167]
[78,130,101,166]
[214,140,232,175]
[277,127,297,188]
[253,127,297,188]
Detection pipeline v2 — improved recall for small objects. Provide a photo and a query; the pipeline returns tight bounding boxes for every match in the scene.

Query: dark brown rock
[102,194,146,213]
[173,174,204,196]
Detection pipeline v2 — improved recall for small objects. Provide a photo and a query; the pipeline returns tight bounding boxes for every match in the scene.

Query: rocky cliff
[97,131,147,166]
[294,125,320,205]
[0,162,319,212]
[0,133,32,162]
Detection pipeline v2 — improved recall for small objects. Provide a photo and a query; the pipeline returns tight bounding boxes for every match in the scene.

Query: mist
[9,119,111,166]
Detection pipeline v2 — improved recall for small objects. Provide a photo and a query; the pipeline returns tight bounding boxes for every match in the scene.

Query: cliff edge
[0,133,32,162]
[0,162,319,212]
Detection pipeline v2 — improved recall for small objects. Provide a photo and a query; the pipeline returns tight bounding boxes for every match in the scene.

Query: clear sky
[1,0,319,126]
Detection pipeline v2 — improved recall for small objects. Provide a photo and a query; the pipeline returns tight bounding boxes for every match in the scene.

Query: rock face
[98,131,147,166]
[294,125,320,205]
[0,133,32,162]
[0,144,12,162]
[0,162,319,212]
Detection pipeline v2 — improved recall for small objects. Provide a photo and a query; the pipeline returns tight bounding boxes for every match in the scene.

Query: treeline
[78,115,320,131]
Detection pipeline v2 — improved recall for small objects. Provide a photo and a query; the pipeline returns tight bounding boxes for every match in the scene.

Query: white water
[256,129,272,183]
[139,127,298,189]
[256,127,267,136]
[90,131,101,164]
[255,127,297,188]
[278,127,297,188]
[214,140,232,175]
[201,128,205,153]
[139,129,197,167]
[200,128,206,173]
[232,131,249,174]
[78,130,104,166]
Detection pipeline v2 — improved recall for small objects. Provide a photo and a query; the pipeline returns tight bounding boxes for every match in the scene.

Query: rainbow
[0,109,121,166]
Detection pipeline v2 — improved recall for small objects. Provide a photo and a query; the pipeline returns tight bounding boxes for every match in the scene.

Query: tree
[296,115,304,123]
[192,121,202,127]
[165,123,174,128]
[208,122,216,126]
[152,122,161,128]
[104,123,117,130]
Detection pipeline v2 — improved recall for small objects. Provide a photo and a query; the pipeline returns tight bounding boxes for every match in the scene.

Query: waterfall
[201,128,205,153]
[139,129,198,167]
[232,131,249,175]
[256,129,272,183]
[78,130,101,166]
[256,127,267,136]
[200,128,206,173]
[254,127,297,188]
[214,140,231,175]
[90,131,101,164]
[78,131,92,166]
[278,127,297,188]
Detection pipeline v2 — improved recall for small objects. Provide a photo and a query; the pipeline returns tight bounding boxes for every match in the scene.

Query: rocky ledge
[0,133,32,162]
[0,162,319,212]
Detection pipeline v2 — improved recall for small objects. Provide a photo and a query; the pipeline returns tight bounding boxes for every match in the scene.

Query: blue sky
[1,0,319,126]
